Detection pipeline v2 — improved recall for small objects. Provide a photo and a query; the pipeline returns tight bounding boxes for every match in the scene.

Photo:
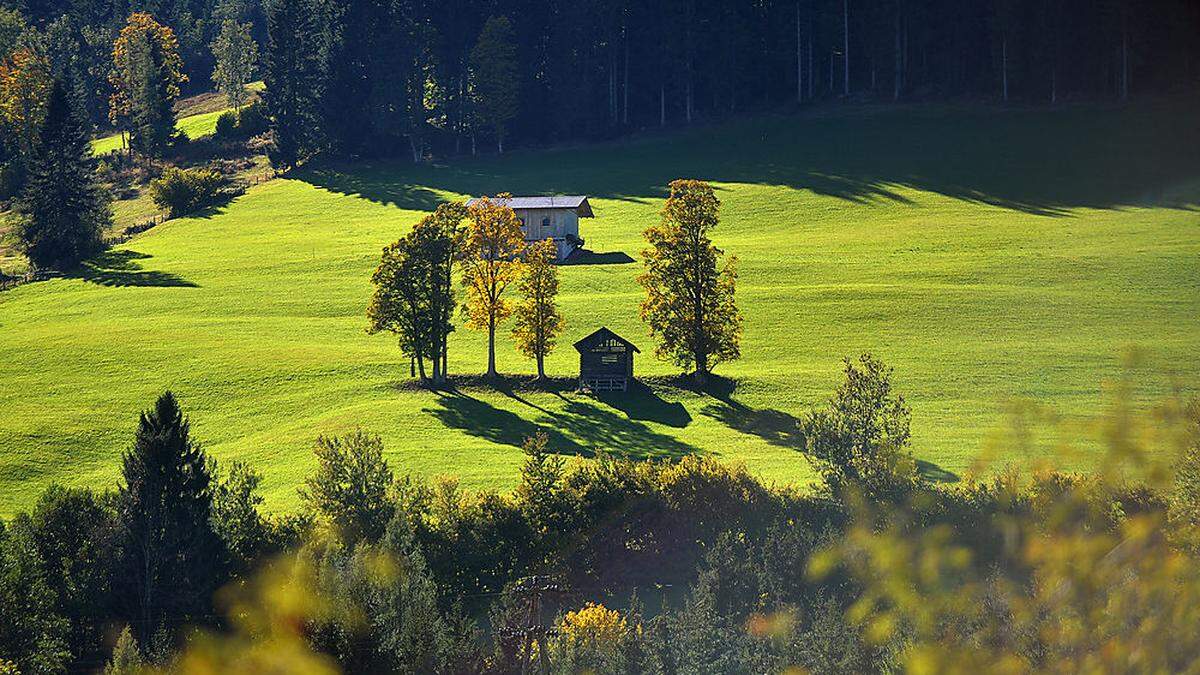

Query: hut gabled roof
[466,195,595,217]
[573,327,640,353]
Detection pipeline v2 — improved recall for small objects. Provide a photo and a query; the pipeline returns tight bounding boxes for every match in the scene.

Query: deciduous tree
[368,202,466,385]
[210,19,257,111]
[800,353,918,500]
[0,518,70,675]
[638,178,741,386]
[108,13,187,158]
[461,194,526,378]
[512,238,564,381]
[300,431,395,544]
[0,46,51,162]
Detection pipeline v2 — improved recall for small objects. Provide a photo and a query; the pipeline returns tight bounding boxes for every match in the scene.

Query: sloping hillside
[1,101,1197,515]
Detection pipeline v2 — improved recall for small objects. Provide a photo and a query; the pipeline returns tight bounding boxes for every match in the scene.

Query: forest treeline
[1,358,1199,673]
[2,0,1198,163]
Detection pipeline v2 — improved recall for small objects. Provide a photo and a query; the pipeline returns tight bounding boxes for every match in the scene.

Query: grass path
[1,101,1197,516]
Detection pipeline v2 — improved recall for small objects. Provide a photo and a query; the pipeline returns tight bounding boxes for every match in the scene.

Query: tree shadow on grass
[561,249,635,266]
[699,400,805,449]
[424,390,588,455]
[295,165,445,211]
[296,104,1200,218]
[424,387,700,460]
[593,381,691,428]
[550,400,698,459]
[693,375,806,449]
[70,250,197,288]
[916,459,960,483]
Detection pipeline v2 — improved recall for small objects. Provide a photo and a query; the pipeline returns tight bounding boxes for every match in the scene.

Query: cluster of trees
[369,181,741,386]
[2,9,260,269]
[4,0,1198,174]
[2,362,1198,672]
[368,196,564,384]
[251,0,1200,166]
[1,7,258,181]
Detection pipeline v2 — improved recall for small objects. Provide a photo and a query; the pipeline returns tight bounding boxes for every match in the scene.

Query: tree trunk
[609,48,617,125]
[894,1,902,101]
[843,0,850,97]
[1120,21,1129,100]
[685,74,693,123]
[536,352,545,381]
[1001,35,1009,102]
[660,83,666,127]
[487,314,497,377]
[796,2,803,103]
[416,353,427,382]
[808,34,814,99]
[623,30,630,125]
[431,334,441,384]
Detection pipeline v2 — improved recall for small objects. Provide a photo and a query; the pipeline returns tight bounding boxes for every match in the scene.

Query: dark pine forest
[4,0,1199,160]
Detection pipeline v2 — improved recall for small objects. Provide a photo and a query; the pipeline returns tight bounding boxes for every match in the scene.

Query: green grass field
[91,109,227,154]
[2,101,1198,516]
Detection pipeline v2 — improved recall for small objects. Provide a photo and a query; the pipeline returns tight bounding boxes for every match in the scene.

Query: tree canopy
[460,195,527,378]
[108,12,186,157]
[639,178,741,385]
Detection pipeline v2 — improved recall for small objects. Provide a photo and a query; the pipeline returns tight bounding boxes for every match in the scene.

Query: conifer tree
[513,238,564,381]
[469,16,518,153]
[117,391,224,642]
[210,19,257,111]
[263,0,324,169]
[103,626,143,675]
[638,179,741,385]
[15,78,108,270]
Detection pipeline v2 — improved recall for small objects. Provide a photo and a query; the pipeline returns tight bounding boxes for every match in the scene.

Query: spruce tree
[264,0,324,169]
[209,19,257,111]
[117,391,225,641]
[469,16,519,153]
[15,78,108,271]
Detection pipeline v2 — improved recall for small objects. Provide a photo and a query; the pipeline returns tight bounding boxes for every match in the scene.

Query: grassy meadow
[90,82,263,154]
[1,101,1197,516]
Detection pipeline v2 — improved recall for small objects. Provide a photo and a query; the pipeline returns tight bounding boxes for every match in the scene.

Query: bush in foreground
[1,375,1198,673]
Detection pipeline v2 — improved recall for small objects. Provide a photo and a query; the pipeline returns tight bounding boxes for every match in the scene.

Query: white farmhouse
[466,195,594,261]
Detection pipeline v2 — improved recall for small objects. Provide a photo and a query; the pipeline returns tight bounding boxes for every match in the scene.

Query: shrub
[149,167,225,218]
[214,110,238,139]
[299,432,395,544]
[236,103,268,137]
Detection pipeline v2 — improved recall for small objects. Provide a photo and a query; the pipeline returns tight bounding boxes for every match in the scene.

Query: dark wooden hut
[574,327,639,392]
